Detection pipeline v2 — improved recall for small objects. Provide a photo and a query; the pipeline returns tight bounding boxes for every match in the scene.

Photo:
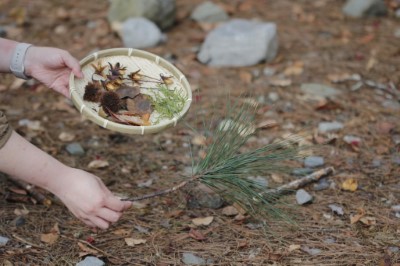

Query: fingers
[89,216,110,230]
[62,51,84,78]
[105,195,131,212]
[97,208,122,223]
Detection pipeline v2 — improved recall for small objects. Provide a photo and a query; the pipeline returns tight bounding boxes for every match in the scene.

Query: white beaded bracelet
[9,43,33,80]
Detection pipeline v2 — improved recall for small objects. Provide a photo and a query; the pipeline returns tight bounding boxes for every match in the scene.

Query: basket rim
[69,48,192,135]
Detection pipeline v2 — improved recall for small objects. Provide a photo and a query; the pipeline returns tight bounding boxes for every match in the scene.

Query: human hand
[24,46,84,98]
[50,167,131,229]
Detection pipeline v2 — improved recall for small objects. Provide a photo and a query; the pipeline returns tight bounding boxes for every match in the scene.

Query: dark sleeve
[0,110,12,149]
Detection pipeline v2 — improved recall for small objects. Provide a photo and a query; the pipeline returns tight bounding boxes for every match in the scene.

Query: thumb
[62,51,84,78]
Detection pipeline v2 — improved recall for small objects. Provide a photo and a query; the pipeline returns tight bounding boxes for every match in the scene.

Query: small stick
[122,175,200,202]
[122,167,335,202]
[265,166,335,195]
[8,178,52,207]
[12,233,43,249]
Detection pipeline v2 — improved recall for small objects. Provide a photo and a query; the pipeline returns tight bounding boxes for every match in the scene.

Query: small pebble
[66,143,85,156]
[304,156,324,168]
[0,236,10,246]
[76,256,105,266]
[292,168,314,176]
[328,204,344,216]
[318,121,344,133]
[296,189,313,205]
[182,252,207,265]
[268,92,279,102]
[313,178,330,191]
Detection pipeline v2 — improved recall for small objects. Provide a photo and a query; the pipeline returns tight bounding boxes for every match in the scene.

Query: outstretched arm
[0,37,84,97]
[0,131,131,229]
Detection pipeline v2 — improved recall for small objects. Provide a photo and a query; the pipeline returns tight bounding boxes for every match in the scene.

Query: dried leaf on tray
[126,94,154,115]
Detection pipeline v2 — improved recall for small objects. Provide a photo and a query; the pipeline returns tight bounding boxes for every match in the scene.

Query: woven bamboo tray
[69,48,192,134]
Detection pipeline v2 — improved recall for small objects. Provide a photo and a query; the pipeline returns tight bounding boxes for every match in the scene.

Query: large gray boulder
[190,1,229,23]
[107,0,176,30]
[197,19,278,67]
[121,18,163,48]
[342,0,387,17]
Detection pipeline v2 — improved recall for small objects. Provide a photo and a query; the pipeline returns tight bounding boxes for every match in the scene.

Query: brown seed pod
[83,82,103,102]
[101,91,122,114]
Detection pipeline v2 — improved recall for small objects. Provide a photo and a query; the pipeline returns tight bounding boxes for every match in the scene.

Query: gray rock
[66,143,85,156]
[392,205,400,212]
[343,0,387,17]
[296,189,313,205]
[388,246,399,253]
[396,9,400,18]
[392,156,400,165]
[292,168,314,176]
[182,253,206,265]
[318,121,344,133]
[324,238,336,244]
[395,28,400,38]
[263,67,276,76]
[107,0,176,30]
[300,83,341,98]
[191,1,229,23]
[198,19,278,67]
[268,92,279,102]
[247,176,268,187]
[328,204,344,215]
[0,236,10,246]
[186,184,224,209]
[76,256,105,266]
[0,26,6,38]
[371,158,382,168]
[382,100,400,110]
[313,178,330,191]
[302,246,322,256]
[304,156,324,168]
[393,135,400,145]
[121,18,163,48]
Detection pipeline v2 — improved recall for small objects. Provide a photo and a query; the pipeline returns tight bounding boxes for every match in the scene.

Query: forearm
[0,130,69,194]
[0,38,18,73]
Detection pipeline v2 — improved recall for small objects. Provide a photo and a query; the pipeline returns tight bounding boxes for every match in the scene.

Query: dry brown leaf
[188,228,206,241]
[221,206,239,216]
[360,216,376,226]
[14,208,29,216]
[350,208,366,224]
[283,61,304,76]
[269,78,292,87]
[9,78,25,90]
[124,238,146,246]
[40,223,60,245]
[342,178,358,192]
[112,228,132,236]
[77,242,98,257]
[271,173,284,183]
[288,244,301,252]
[88,159,109,169]
[192,216,214,226]
[192,135,207,146]
[58,132,75,142]
[9,187,28,195]
[239,70,253,84]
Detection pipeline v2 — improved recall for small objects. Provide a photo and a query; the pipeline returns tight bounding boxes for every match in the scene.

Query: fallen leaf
[192,135,207,146]
[257,119,278,129]
[88,159,109,169]
[14,208,29,216]
[40,223,60,245]
[9,187,28,195]
[283,61,304,76]
[188,228,206,241]
[221,206,239,216]
[271,173,284,183]
[58,132,75,142]
[288,244,301,252]
[376,122,394,134]
[269,78,292,87]
[360,216,376,226]
[342,178,358,192]
[239,70,253,84]
[9,78,25,90]
[192,216,214,226]
[124,238,146,246]
[77,242,98,257]
[350,208,366,224]
[112,228,132,236]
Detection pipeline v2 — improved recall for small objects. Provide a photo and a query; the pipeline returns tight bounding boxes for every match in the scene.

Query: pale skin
[0,38,131,229]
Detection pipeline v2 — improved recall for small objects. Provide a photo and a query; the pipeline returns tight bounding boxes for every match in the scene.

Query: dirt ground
[0,0,399,265]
